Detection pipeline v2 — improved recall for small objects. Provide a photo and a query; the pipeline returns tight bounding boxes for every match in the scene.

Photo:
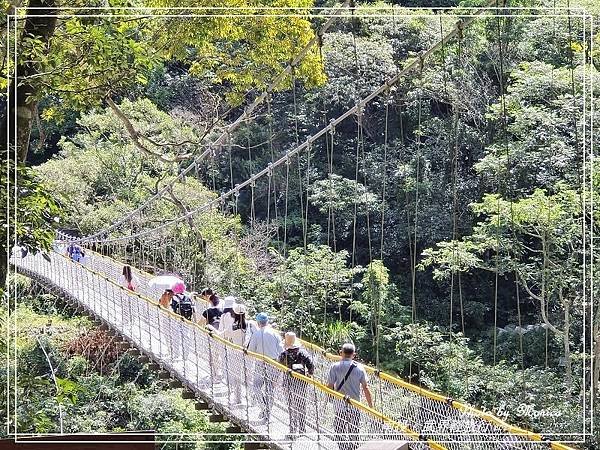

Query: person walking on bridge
[159,289,173,309]
[220,303,248,405]
[200,289,223,328]
[118,265,140,329]
[67,243,84,263]
[327,343,372,450]
[246,312,283,424]
[119,265,139,292]
[279,331,314,438]
[218,296,237,333]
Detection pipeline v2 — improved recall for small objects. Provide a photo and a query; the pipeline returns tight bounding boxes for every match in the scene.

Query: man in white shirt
[246,312,282,423]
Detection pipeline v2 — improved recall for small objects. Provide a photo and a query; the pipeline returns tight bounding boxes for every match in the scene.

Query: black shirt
[278,347,315,376]
[202,306,223,326]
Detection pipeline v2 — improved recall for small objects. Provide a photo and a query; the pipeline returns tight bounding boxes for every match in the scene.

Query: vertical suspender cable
[439,14,456,372]
[380,93,389,262]
[411,54,424,325]
[292,67,307,245]
[492,0,503,366]
[350,108,363,325]
[455,20,466,337]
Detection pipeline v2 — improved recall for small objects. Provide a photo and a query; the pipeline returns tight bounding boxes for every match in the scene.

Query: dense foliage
[3,0,600,447]
[0,276,234,448]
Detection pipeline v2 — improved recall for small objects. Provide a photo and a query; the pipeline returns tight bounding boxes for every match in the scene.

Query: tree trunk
[0,0,57,163]
[562,298,572,393]
[0,0,57,291]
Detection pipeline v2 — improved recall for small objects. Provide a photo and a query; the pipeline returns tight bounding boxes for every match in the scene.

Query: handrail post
[181,318,188,380]
[207,332,215,400]
[223,344,232,408]
[192,320,200,388]
[243,351,250,426]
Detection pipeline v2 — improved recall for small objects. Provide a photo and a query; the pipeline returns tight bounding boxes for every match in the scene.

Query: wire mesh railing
[36,241,574,450]
[11,249,440,450]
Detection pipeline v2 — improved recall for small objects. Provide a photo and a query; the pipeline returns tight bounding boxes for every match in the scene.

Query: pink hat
[172,282,186,294]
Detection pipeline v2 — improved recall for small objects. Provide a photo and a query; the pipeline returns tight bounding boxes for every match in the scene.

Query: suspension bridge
[8,2,583,449]
[10,248,574,450]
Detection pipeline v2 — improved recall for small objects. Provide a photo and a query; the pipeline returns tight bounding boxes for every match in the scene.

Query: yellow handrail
[46,251,448,450]
[78,247,576,449]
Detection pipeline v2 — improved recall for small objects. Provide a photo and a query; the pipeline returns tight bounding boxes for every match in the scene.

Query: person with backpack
[171,288,195,320]
[167,286,194,362]
[67,244,84,263]
[326,343,372,450]
[278,332,314,438]
[200,290,222,328]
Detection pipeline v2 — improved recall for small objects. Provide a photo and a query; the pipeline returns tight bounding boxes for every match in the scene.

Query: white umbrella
[148,275,186,293]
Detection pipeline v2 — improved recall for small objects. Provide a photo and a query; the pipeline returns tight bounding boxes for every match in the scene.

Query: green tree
[357,260,388,366]
[270,244,361,340]
[0,164,63,292]
[1,0,325,162]
[390,322,583,435]
[421,187,583,391]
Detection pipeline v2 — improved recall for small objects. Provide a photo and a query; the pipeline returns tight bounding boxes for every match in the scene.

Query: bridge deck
[12,251,425,450]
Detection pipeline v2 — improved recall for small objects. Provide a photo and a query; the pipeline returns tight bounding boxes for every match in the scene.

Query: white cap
[223,296,236,308]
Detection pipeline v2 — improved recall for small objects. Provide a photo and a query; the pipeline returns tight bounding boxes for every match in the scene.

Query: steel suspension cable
[380,93,389,263]
[350,108,363,326]
[455,20,466,337]
[83,5,497,246]
[300,138,312,340]
[492,0,503,367]
[438,15,459,387]
[326,124,337,250]
[292,67,308,249]
[63,3,350,244]
[266,96,280,244]
[411,56,424,326]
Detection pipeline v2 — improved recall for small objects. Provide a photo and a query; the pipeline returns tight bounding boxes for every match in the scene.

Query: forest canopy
[1,0,599,447]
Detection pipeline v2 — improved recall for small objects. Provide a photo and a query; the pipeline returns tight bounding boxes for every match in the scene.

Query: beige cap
[233,303,247,315]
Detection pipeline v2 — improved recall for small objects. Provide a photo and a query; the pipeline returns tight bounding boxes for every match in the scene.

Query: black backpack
[172,293,194,320]
[283,349,307,375]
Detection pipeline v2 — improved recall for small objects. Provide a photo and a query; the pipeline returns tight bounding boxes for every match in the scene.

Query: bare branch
[106,97,193,163]
[165,185,195,231]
